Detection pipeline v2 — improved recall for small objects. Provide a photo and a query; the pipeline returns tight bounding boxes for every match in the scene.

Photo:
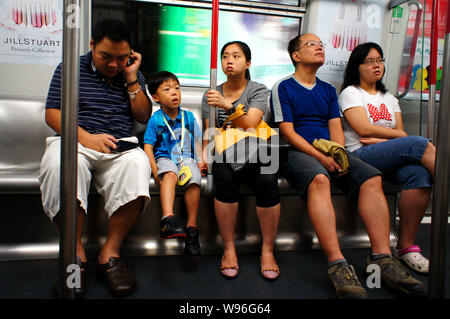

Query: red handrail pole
[428,0,439,141]
[429,0,438,85]
[210,0,219,75]
[448,0,450,34]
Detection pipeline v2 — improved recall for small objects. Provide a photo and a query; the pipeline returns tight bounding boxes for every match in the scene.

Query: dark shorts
[213,162,280,208]
[281,149,382,200]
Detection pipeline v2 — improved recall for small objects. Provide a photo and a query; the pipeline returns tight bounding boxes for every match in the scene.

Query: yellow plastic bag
[214,104,277,154]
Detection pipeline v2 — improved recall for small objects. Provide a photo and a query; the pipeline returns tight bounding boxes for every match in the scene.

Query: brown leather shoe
[97,257,137,297]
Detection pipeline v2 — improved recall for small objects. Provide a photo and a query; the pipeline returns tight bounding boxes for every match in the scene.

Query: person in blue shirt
[271,33,426,299]
[144,71,205,256]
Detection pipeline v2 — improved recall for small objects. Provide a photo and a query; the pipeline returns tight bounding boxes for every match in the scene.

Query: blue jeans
[353,136,432,190]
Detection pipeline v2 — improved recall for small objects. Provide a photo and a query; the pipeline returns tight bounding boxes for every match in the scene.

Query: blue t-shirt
[46,51,148,139]
[270,75,341,144]
[143,108,201,164]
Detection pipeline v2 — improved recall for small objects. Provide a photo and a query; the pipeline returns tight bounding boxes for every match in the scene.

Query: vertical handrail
[395,1,423,99]
[428,0,449,299]
[428,0,439,142]
[205,0,219,196]
[58,0,80,299]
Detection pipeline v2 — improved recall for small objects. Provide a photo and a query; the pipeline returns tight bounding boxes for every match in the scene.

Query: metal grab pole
[428,0,439,142]
[206,0,219,196]
[58,0,80,299]
[428,0,450,299]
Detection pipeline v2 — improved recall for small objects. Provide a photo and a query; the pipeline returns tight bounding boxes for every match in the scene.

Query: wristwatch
[226,105,236,115]
[128,86,142,100]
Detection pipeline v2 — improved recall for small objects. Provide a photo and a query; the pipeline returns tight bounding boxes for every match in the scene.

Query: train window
[91,0,302,89]
[171,0,303,8]
[231,0,301,5]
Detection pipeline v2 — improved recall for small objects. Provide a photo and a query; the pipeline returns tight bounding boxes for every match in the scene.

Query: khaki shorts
[39,136,151,221]
[156,156,201,188]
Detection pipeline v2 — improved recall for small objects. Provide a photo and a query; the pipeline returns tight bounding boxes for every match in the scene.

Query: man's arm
[279,121,342,173]
[45,108,118,153]
[123,50,152,124]
[328,117,345,146]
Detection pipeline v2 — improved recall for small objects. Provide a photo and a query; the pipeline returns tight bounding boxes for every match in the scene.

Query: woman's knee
[254,173,280,207]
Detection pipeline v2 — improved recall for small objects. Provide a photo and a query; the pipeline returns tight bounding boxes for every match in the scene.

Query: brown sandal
[220,255,239,278]
[260,256,280,280]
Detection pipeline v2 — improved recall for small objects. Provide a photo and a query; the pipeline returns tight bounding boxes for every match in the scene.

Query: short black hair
[92,19,135,47]
[288,34,302,67]
[341,42,387,94]
[148,71,180,95]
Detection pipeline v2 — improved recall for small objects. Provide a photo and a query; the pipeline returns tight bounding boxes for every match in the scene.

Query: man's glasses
[296,40,325,51]
[362,57,385,66]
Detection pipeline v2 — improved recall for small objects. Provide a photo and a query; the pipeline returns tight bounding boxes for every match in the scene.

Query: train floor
[0,224,448,302]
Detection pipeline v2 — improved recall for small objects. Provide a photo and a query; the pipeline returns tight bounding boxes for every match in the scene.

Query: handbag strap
[221,104,246,129]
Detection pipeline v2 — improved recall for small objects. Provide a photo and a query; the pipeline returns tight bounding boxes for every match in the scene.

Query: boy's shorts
[156,157,201,188]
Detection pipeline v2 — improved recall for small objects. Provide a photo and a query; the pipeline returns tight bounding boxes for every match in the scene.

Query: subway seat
[0,89,400,261]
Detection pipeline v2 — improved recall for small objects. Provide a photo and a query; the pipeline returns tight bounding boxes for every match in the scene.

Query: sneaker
[184,226,201,256]
[394,246,429,274]
[366,255,427,297]
[160,215,186,239]
[328,262,369,299]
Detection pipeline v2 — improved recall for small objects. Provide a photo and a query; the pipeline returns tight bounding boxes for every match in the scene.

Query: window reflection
[92,0,300,88]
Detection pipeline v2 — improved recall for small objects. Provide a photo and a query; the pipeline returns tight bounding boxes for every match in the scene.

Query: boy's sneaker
[160,215,186,239]
[393,245,429,274]
[366,255,427,297]
[184,226,201,256]
[328,262,369,299]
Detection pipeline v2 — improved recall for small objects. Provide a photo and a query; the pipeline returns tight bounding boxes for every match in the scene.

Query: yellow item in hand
[312,139,349,173]
[177,165,192,186]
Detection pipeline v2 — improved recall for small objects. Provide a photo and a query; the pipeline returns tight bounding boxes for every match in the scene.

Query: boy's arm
[143,143,161,186]
[195,139,207,176]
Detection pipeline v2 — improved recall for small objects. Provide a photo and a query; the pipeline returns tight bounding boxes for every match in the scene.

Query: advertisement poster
[313,0,388,85]
[404,0,447,94]
[0,0,63,65]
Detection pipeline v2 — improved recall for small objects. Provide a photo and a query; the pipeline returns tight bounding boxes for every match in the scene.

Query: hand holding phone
[112,140,139,153]
[123,50,141,82]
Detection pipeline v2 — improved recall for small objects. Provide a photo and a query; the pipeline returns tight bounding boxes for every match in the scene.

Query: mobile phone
[127,50,135,66]
[114,140,138,152]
